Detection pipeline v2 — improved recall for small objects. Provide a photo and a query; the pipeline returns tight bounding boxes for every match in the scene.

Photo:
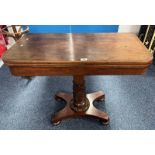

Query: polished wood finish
[3,33,152,76]
[2,33,153,125]
[9,66,148,76]
[70,75,89,112]
[52,76,108,125]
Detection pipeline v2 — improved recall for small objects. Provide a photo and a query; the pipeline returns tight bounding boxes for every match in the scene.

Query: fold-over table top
[2,33,153,76]
[3,33,152,66]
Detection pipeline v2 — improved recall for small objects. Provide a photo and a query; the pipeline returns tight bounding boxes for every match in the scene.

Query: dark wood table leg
[51,75,109,125]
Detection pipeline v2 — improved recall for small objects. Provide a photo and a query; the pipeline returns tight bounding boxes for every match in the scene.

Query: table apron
[9,65,148,76]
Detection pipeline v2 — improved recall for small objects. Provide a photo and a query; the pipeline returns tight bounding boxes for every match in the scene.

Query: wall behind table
[118,25,140,34]
[29,25,119,33]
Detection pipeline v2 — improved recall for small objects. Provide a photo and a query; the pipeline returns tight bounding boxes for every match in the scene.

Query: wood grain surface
[2,33,153,76]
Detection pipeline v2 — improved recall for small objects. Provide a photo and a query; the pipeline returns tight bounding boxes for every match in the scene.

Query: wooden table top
[3,33,152,66]
[2,33,153,76]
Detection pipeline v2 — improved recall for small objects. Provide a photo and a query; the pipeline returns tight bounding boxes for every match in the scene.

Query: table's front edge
[8,65,149,76]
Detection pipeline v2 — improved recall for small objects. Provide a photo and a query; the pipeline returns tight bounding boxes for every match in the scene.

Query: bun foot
[100,118,110,125]
[52,120,61,126]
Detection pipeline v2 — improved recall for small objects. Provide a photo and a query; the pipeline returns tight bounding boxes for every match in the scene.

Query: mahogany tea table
[2,33,153,125]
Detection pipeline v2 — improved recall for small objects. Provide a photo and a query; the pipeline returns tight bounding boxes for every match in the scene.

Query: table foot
[52,91,109,125]
[100,119,110,125]
[53,121,61,126]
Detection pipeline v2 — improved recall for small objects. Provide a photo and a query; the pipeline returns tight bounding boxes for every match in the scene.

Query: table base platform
[52,89,109,125]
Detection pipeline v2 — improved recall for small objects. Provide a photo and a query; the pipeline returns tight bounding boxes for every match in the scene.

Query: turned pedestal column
[51,75,109,125]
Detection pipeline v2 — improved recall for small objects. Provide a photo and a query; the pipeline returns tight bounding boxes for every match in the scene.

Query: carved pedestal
[51,75,109,125]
